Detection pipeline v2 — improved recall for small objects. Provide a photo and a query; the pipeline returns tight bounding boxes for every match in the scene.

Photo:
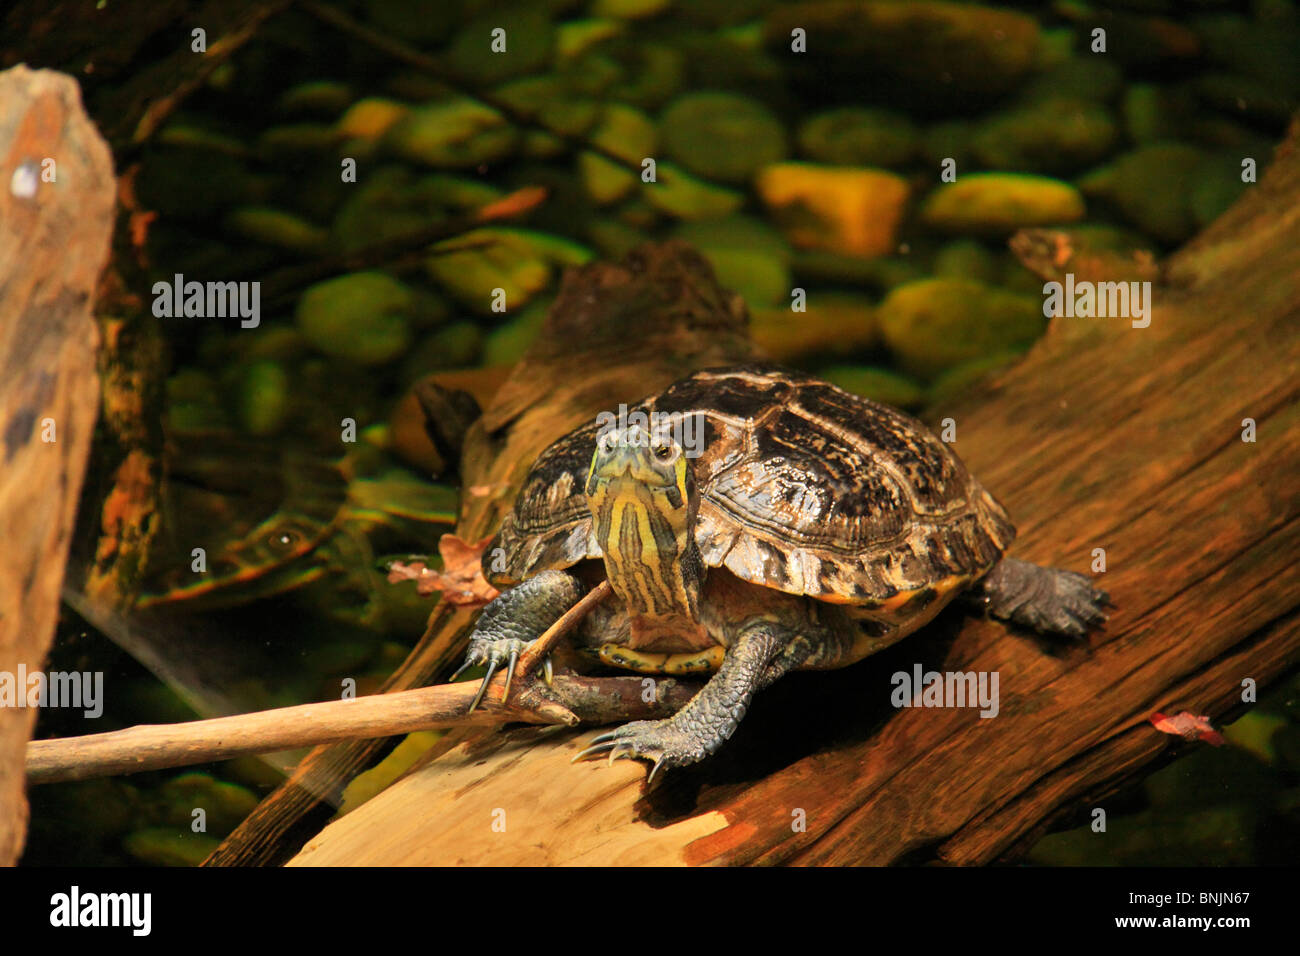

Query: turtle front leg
[451,569,584,710]
[575,619,810,780]
[966,557,1110,638]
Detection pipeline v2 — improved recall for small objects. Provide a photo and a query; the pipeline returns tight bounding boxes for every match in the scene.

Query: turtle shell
[487,365,1015,607]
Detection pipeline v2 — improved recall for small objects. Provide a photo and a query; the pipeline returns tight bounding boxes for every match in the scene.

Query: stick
[28,579,623,785]
[26,671,697,785]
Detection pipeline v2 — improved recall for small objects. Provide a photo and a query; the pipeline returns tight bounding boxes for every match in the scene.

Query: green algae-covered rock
[483,298,552,366]
[642,162,745,219]
[1121,84,1196,145]
[878,277,1046,380]
[234,359,291,437]
[277,80,354,118]
[1078,143,1207,244]
[383,98,517,168]
[426,229,553,314]
[672,215,792,307]
[400,322,485,382]
[932,239,1000,283]
[578,104,658,203]
[920,173,1086,235]
[790,249,925,291]
[1019,56,1123,104]
[225,207,329,254]
[442,7,554,83]
[971,98,1118,174]
[157,772,259,832]
[763,1,1041,99]
[334,97,410,147]
[919,120,975,171]
[819,365,925,409]
[928,350,1024,404]
[123,828,221,867]
[660,91,787,184]
[796,108,918,168]
[610,42,685,110]
[750,291,878,362]
[591,0,673,18]
[256,123,343,158]
[296,272,415,365]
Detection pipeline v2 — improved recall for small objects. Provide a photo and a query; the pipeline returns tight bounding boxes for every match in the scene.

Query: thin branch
[27,670,697,785]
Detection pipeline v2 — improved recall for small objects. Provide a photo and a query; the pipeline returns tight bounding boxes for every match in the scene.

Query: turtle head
[584,423,703,622]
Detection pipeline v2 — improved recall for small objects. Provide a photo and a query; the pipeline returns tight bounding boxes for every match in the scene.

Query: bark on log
[286,128,1300,867]
[0,66,115,864]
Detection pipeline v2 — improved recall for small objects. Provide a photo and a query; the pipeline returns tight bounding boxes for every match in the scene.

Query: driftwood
[284,130,1300,866]
[204,242,762,865]
[0,67,116,865]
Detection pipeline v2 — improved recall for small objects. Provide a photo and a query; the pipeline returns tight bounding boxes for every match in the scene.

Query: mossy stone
[878,278,1046,380]
[819,366,925,409]
[442,7,554,84]
[1078,143,1208,244]
[750,291,878,362]
[578,104,658,204]
[642,162,745,219]
[234,359,291,437]
[796,108,918,168]
[1019,56,1123,104]
[971,98,1118,174]
[932,239,1000,283]
[927,351,1024,404]
[277,80,354,118]
[334,98,410,143]
[672,215,792,307]
[157,771,260,832]
[123,829,222,867]
[383,98,518,168]
[483,299,551,365]
[660,91,787,184]
[225,207,329,254]
[296,272,415,365]
[920,173,1086,235]
[427,229,553,314]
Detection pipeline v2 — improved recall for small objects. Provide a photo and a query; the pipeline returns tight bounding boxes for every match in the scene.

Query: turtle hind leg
[967,557,1110,639]
[574,619,808,779]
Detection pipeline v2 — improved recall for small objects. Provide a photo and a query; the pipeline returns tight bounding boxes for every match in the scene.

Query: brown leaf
[387,534,499,607]
[1149,711,1225,746]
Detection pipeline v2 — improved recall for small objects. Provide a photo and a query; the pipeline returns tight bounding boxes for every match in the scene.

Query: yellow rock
[756,163,909,259]
[335,97,410,142]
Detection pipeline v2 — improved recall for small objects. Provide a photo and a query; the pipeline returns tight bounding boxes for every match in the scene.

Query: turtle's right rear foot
[968,557,1109,639]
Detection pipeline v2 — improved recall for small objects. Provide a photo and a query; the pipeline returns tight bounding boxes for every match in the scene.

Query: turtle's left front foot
[574,718,709,782]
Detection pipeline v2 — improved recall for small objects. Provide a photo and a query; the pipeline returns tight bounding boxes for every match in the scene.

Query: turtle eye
[598,430,617,454]
[266,529,300,553]
[652,439,675,461]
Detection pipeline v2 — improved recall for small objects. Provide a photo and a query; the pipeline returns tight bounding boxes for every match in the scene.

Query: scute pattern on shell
[487,365,1016,604]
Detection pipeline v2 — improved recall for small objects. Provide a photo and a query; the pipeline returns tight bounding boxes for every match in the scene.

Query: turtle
[455,364,1108,778]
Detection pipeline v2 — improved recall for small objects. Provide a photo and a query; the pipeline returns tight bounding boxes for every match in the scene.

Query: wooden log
[285,128,1300,867]
[0,66,116,864]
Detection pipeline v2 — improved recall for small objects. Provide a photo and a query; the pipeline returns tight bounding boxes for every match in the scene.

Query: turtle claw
[454,636,550,712]
[469,659,498,712]
[571,719,701,780]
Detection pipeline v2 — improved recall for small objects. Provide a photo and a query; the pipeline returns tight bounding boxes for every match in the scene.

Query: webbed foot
[971,557,1110,638]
